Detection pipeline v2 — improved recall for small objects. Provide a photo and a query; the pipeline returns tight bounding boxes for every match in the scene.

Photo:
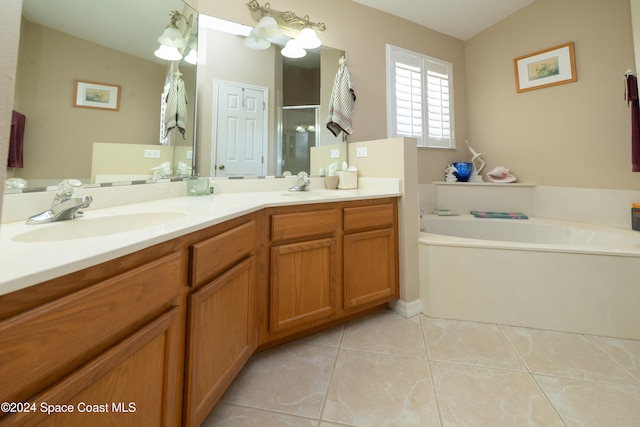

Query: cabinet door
[0,252,182,409]
[184,256,256,427]
[0,308,181,427]
[343,228,397,308]
[270,238,337,332]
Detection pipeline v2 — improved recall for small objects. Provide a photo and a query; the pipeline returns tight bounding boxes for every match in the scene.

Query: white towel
[164,76,188,139]
[326,65,356,137]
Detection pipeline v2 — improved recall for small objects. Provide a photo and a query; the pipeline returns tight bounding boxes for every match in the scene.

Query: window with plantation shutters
[386,45,455,149]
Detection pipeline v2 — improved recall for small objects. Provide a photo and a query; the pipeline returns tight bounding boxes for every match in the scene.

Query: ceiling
[20,0,188,63]
[353,0,536,41]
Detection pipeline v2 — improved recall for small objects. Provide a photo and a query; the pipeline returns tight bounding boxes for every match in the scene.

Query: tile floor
[202,309,640,427]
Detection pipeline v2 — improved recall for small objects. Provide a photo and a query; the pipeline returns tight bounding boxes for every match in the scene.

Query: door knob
[218,165,225,170]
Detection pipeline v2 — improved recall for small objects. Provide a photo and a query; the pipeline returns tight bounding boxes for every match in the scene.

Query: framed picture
[514,42,576,93]
[73,80,121,111]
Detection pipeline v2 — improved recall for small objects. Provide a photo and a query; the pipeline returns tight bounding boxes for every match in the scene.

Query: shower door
[278,105,320,176]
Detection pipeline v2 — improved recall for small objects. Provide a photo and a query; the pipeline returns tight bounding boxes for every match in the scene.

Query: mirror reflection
[7,0,197,190]
[197,16,347,178]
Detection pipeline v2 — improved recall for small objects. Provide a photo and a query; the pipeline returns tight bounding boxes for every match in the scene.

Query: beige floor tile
[297,323,345,348]
[322,349,440,426]
[588,335,640,385]
[341,310,427,358]
[319,423,358,427]
[536,375,640,427]
[201,403,318,426]
[431,362,564,427]
[219,342,338,419]
[422,316,526,371]
[502,326,638,386]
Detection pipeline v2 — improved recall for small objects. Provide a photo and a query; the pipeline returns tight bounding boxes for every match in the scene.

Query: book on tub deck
[471,211,529,219]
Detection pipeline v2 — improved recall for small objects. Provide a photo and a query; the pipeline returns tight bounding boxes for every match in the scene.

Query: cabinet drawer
[1,308,179,427]
[271,209,338,242]
[343,203,395,232]
[190,220,256,287]
[0,252,182,404]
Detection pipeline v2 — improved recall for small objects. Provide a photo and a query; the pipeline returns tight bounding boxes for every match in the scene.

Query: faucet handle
[297,171,309,185]
[53,179,84,204]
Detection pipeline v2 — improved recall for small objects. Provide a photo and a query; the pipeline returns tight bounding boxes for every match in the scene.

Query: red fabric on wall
[625,75,640,172]
[8,110,25,168]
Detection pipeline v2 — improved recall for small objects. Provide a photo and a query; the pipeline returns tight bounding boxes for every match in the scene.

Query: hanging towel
[471,211,529,219]
[8,110,25,168]
[164,75,188,140]
[326,64,356,137]
[625,74,640,172]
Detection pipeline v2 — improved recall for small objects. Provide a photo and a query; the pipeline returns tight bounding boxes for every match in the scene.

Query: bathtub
[418,215,640,340]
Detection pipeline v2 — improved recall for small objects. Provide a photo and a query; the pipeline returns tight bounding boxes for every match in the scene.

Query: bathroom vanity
[0,188,399,427]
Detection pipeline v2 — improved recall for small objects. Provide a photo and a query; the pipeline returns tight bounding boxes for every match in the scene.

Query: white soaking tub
[418,215,640,339]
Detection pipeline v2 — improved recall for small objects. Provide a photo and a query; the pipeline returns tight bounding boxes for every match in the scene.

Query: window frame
[386,44,456,149]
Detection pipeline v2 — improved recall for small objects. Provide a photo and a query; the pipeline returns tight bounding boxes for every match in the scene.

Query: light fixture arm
[246,0,326,33]
[165,10,194,39]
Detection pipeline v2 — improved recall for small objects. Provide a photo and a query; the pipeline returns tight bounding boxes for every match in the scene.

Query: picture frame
[514,42,576,93]
[73,80,121,111]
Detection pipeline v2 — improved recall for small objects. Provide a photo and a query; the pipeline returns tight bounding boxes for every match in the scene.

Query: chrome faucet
[289,171,310,192]
[27,179,93,224]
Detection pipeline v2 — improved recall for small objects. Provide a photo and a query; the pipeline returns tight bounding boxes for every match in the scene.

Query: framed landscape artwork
[73,80,121,111]
[514,42,577,93]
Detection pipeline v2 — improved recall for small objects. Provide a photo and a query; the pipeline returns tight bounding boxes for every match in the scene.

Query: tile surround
[202,310,640,427]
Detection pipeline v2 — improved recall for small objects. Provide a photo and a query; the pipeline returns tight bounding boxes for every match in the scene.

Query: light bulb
[281,39,306,59]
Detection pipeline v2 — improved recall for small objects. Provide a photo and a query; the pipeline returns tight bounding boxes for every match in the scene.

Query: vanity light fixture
[281,39,306,58]
[244,29,272,50]
[296,24,321,49]
[245,0,326,57]
[253,15,283,39]
[154,10,193,61]
[184,38,198,64]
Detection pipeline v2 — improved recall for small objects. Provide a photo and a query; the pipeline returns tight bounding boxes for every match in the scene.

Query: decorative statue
[444,164,458,182]
[466,139,486,182]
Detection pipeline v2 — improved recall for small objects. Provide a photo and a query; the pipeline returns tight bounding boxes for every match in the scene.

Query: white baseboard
[388,299,422,318]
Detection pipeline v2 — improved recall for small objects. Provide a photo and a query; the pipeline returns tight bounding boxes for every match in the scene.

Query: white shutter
[425,59,452,148]
[386,45,455,149]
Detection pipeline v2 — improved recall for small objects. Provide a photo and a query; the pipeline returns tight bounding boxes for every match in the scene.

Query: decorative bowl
[453,162,473,182]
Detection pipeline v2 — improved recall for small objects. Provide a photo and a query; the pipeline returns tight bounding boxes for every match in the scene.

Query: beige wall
[195,0,469,183]
[90,143,175,182]
[466,0,638,190]
[11,20,168,181]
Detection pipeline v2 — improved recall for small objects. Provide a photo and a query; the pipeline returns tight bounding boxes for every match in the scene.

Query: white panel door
[214,81,267,177]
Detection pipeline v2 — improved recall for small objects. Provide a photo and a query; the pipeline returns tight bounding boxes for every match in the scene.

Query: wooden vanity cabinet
[260,198,399,347]
[0,250,185,427]
[343,201,399,310]
[268,205,340,335]
[183,219,259,427]
[0,197,398,426]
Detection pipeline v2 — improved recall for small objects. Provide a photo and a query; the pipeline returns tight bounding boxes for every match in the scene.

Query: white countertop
[0,187,400,296]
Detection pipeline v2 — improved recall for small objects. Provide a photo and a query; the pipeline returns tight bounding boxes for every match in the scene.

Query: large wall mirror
[7,2,348,192]
[196,15,347,178]
[7,0,197,191]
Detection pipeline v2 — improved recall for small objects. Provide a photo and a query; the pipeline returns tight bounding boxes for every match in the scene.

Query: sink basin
[12,212,186,242]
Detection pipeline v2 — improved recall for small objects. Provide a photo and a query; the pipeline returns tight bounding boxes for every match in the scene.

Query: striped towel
[164,75,188,139]
[471,211,529,219]
[326,64,356,137]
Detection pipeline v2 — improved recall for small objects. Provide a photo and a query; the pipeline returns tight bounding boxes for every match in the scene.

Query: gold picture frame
[514,42,577,93]
[73,80,121,111]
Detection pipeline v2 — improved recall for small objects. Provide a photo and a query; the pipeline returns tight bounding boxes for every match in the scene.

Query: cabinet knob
[217,165,225,170]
